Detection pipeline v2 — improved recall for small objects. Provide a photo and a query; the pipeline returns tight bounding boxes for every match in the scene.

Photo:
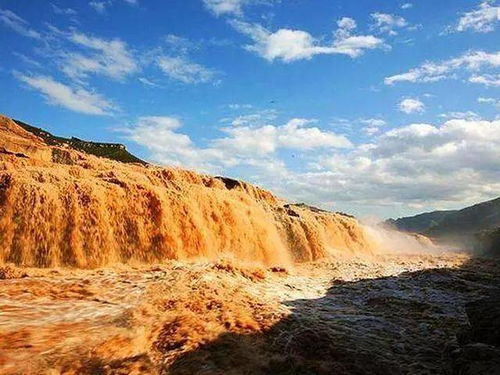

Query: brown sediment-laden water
[1,254,499,374]
[0,115,499,374]
[0,115,376,269]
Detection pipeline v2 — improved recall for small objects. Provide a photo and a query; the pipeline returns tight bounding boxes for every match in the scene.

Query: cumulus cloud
[16,74,115,115]
[231,17,385,62]
[124,115,500,216]
[401,3,413,9]
[398,98,425,114]
[286,118,500,214]
[0,9,41,39]
[217,118,353,152]
[122,115,351,172]
[371,13,408,35]
[385,50,500,85]
[454,0,499,33]
[337,17,357,32]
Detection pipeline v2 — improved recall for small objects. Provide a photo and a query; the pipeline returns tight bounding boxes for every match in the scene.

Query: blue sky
[1,0,499,219]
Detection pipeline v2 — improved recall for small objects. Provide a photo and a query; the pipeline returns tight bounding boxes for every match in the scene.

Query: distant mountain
[386,197,500,249]
[386,210,457,233]
[425,197,500,246]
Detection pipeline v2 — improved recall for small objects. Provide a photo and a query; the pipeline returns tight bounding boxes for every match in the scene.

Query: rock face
[445,294,500,374]
[13,119,146,164]
[475,228,500,257]
[464,295,500,347]
[0,115,377,268]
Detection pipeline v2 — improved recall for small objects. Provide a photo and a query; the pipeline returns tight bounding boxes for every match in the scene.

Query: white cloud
[13,52,42,67]
[89,1,111,13]
[398,98,425,114]
[401,3,413,9]
[362,119,387,127]
[152,35,220,84]
[371,13,408,35]
[90,0,136,12]
[202,0,271,16]
[231,18,385,62]
[337,17,357,33]
[288,118,500,215]
[233,23,327,62]
[227,103,254,110]
[277,118,352,150]
[163,34,197,54]
[478,96,500,107]
[157,56,217,84]
[455,0,499,33]
[332,35,387,58]
[439,111,482,121]
[121,116,218,169]
[48,28,212,86]
[0,9,41,39]
[361,118,386,135]
[124,116,500,216]
[385,50,500,85]
[138,77,161,87]
[469,73,500,86]
[364,127,380,136]
[122,115,351,172]
[224,109,277,126]
[203,0,246,16]
[51,4,77,15]
[61,32,138,81]
[16,74,115,115]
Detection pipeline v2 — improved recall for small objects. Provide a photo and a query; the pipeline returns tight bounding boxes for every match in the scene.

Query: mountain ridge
[386,197,500,251]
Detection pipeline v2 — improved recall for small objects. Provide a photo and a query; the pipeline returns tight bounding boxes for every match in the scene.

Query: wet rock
[444,342,500,374]
[444,294,500,374]
[474,228,500,257]
[462,295,500,347]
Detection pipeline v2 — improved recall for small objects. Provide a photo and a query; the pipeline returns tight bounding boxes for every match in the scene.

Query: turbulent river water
[1,253,499,374]
[1,115,499,374]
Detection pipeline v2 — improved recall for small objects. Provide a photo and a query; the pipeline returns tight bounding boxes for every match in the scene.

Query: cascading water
[0,115,377,268]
